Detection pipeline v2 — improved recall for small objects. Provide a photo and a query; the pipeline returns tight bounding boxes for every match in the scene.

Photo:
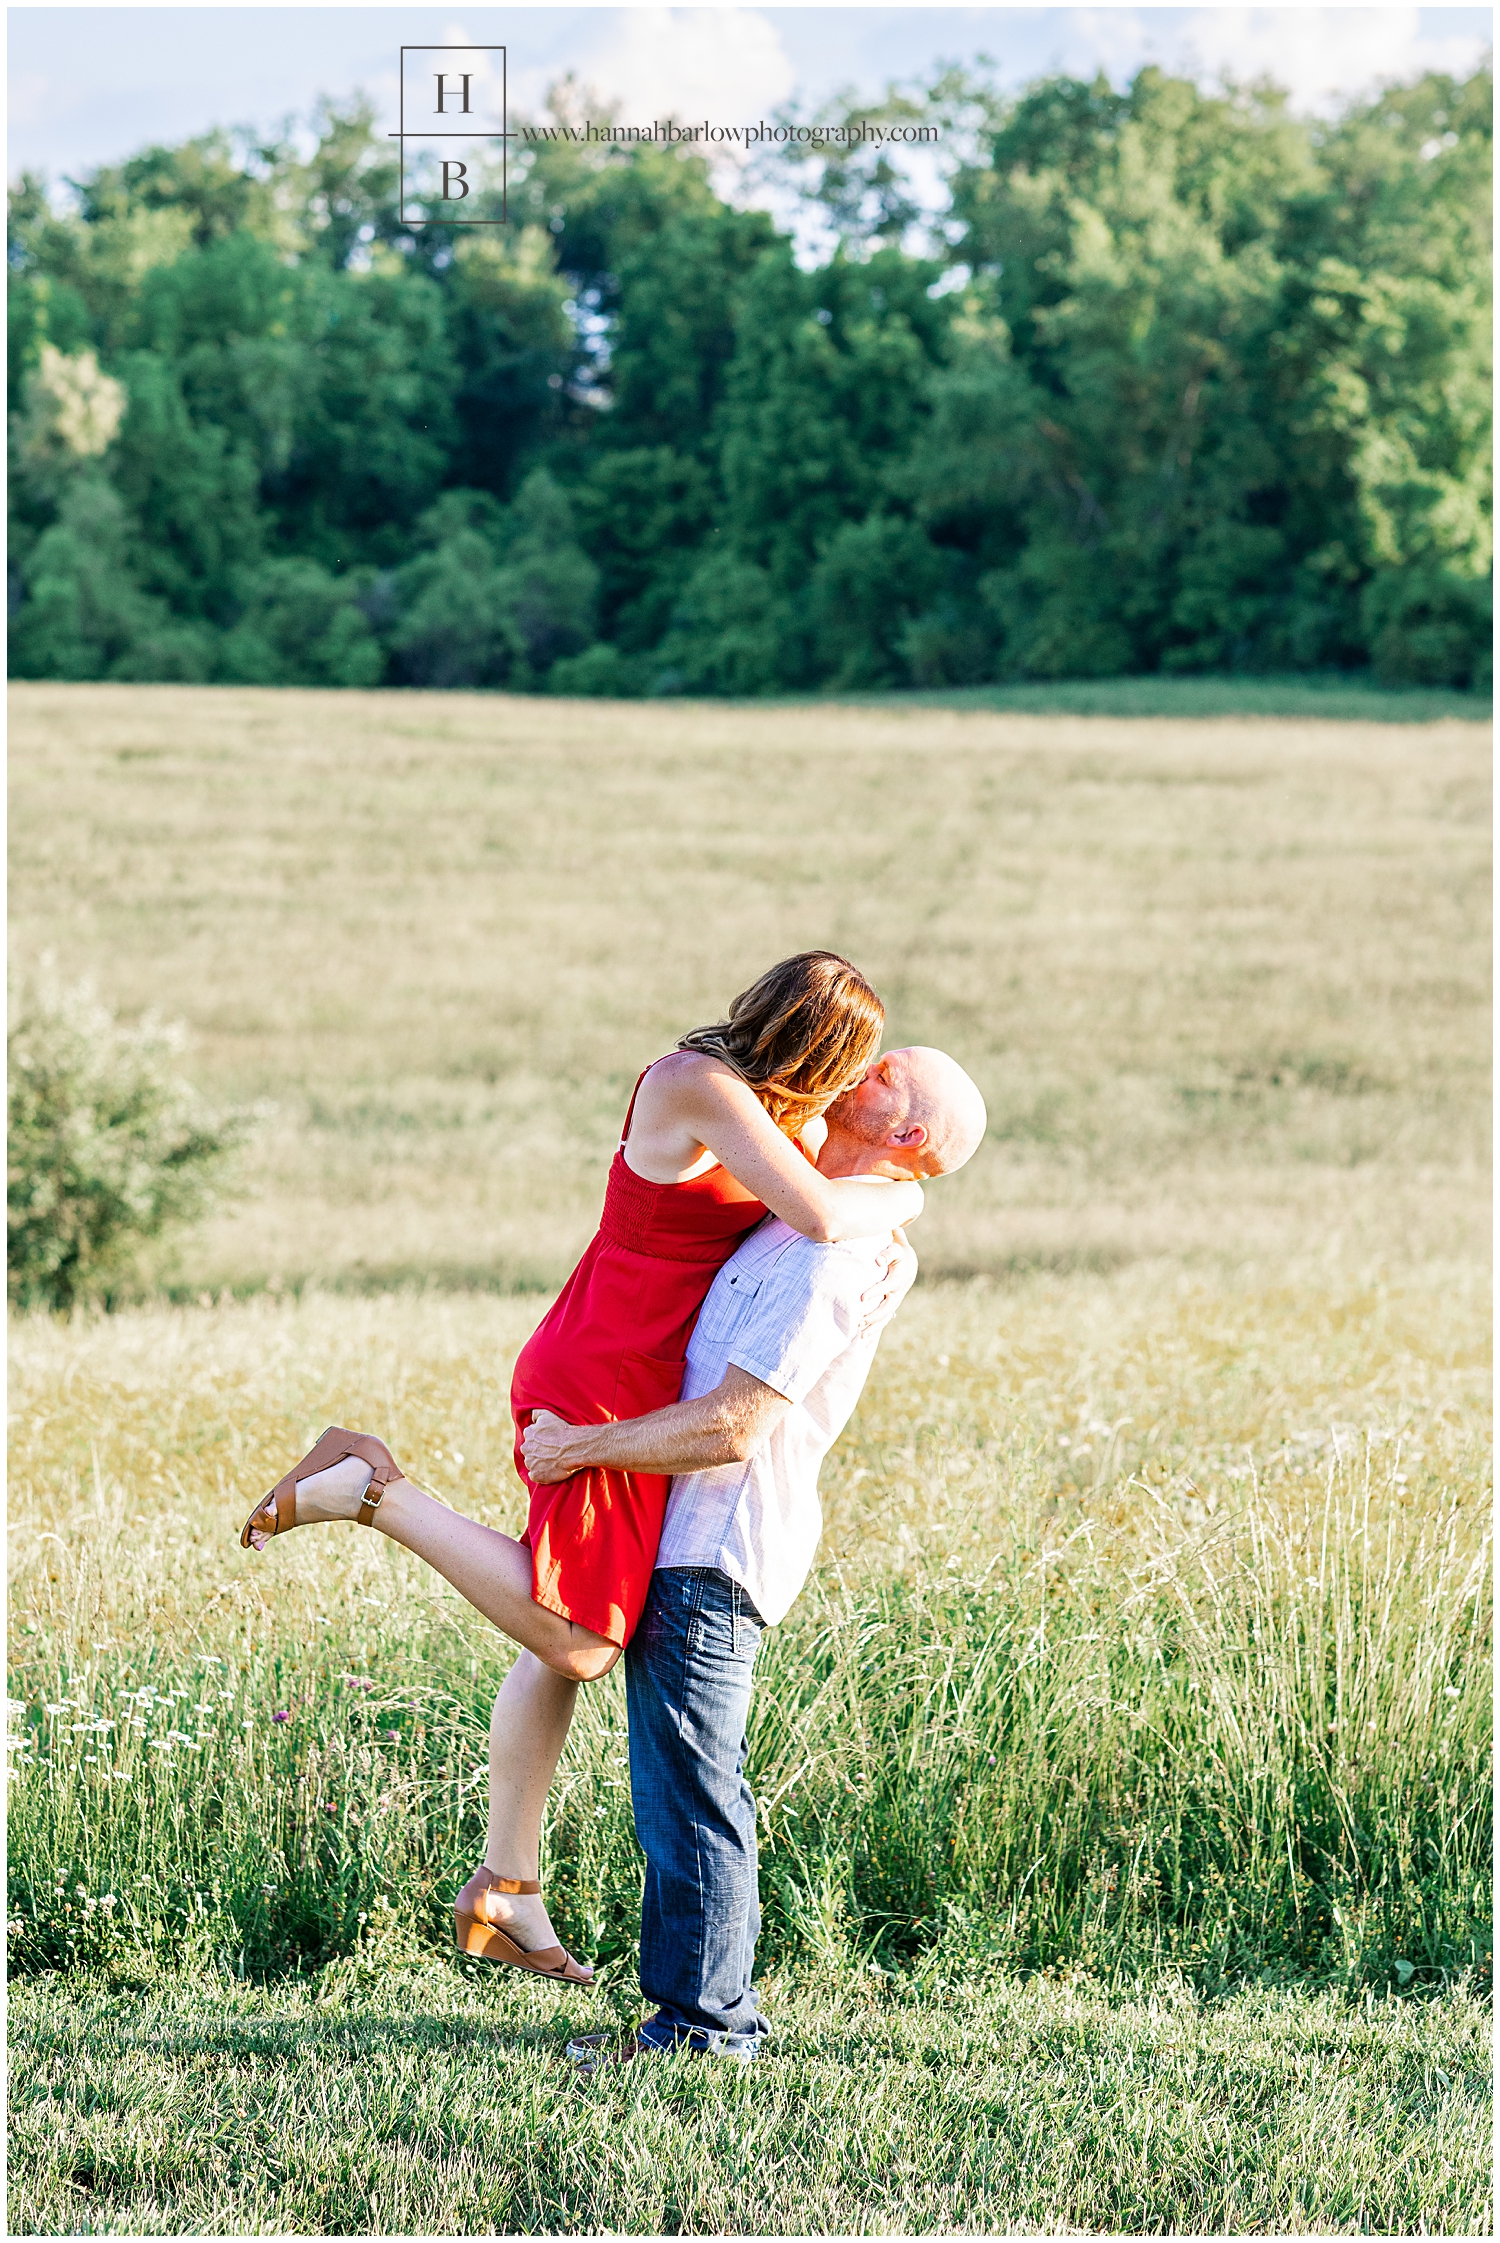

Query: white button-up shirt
[654,1214,918,1624]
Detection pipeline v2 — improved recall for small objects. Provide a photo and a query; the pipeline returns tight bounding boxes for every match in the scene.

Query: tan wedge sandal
[454,1867,594,1986]
[239,1426,406,1550]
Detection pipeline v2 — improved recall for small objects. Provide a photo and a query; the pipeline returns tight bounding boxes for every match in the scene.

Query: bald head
[821,1046,987,1181]
[892,1046,989,1174]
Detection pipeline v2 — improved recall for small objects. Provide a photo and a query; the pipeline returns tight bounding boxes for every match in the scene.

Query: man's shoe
[566,2028,761,2073]
[565,2030,659,2074]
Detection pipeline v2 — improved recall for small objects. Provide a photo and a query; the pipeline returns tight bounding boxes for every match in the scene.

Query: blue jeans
[625,1566,770,2057]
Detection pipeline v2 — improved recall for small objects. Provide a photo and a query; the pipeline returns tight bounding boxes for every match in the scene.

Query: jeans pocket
[671,1567,706,1659]
[730,1579,765,1655]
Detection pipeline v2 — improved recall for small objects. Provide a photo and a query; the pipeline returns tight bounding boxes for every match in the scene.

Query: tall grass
[9,1274,1488,1992]
[753,1474,1487,1984]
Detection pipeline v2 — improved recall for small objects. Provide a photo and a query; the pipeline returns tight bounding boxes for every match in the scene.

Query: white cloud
[1072,8,1490,112]
[509,7,796,129]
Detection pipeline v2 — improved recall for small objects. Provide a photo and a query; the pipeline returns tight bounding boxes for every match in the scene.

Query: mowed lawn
[10,1965,1489,2237]
[8,683,1492,2236]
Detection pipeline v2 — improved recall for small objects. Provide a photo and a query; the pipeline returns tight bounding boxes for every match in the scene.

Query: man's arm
[521,1365,790,1484]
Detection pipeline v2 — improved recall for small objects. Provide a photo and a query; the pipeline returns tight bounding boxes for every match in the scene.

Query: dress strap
[618,1064,658,1152]
[620,1056,823,1163]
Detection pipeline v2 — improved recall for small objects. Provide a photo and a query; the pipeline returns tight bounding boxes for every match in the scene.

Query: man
[521,1045,987,2065]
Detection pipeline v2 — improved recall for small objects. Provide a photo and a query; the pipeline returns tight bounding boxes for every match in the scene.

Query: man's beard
[824,1087,889,1146]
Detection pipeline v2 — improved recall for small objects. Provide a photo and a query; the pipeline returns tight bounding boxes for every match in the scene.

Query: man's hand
[520,1368,791,1484]
[855,1235,910,1337]
[522,1408,581,1485]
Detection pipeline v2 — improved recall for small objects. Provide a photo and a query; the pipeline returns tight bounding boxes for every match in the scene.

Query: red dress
[510,1068,768,1647]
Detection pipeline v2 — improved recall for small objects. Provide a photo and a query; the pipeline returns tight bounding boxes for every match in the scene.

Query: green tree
[444,230,577,498]
[389,471,598,688]
[492,467,599,672]
[108,352,266,620]
[72,128,287,250]
[932,64,1491,682]
[284,97,403,270]
[807,513,945,687]
[390,529,514,690]
[604,204,780,458]
[5,67,1490,696]
[8,479,163,680]
[718,245,951,595]
[657,549,787,696]
[571,446,714,650]
[220,558,383,688]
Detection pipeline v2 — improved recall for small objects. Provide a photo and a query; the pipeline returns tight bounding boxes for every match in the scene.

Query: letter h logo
[392,46,508,226]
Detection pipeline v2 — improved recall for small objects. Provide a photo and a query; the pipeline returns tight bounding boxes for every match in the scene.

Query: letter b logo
[396,45,506,228]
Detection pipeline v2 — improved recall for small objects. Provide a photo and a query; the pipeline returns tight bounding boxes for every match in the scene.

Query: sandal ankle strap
[355,1456,402,1528]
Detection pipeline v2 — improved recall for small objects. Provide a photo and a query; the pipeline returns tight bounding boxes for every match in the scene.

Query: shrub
[495,541,599,676]
[109,621,219,683]
[490,468,600,676]
[982,548,1135,680]
[388,473,599,689]
[8,966,253,1312]
[1361,564,1492,689]
[220,558,384,689]
[546,643,648,698]
[658,551,787,696]
[388,530,512,689]
[900,603,995,687]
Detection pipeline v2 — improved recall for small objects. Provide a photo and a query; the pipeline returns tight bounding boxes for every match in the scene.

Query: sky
[9,6,1493,188]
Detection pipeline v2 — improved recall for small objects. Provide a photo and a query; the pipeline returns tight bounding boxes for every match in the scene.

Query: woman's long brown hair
[677,951,884,1138]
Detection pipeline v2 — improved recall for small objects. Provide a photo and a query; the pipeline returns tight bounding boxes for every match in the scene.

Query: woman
[241,952,922,1985]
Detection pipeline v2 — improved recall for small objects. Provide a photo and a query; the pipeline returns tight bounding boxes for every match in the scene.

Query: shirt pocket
[694,1268,763,1347]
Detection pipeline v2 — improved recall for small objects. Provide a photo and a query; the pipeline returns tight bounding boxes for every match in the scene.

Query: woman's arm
[627,1053,923,1244]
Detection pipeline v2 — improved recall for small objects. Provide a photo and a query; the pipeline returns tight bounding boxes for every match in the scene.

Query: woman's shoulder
[637,1049,744,1107]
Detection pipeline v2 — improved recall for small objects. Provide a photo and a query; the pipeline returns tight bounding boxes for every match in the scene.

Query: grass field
[7,682,1491,1299]
[8,682,1492,2235]
[822,673,1493,724]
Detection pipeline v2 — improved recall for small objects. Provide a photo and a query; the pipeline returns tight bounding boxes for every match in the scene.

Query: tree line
[8,64,1492,696]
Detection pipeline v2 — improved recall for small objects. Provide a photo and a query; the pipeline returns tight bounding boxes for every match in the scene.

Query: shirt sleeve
[727,1238,899,1405]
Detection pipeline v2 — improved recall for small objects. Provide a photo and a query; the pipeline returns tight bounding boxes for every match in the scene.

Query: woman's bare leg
[252,1458,620,1682]
[476,1652,581,1953]
[372,1474,618,1950]
[258,1455,617,1960]
[377,1475,621,1678]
